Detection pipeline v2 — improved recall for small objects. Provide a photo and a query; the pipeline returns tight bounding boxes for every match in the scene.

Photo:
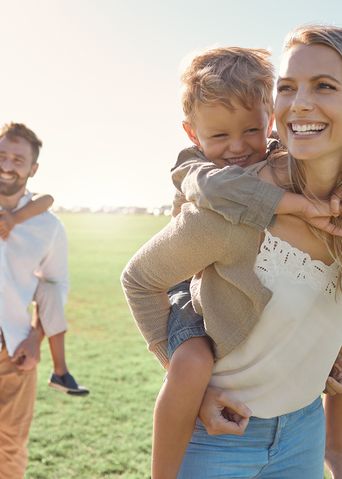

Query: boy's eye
[246,128,259,134]
[211,133,227,139]
[277,84,293,93]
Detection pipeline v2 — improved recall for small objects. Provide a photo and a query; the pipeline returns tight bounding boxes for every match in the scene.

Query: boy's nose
[229,140,245,154]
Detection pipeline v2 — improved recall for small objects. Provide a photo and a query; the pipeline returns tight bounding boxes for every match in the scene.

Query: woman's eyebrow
[277,74,341,84]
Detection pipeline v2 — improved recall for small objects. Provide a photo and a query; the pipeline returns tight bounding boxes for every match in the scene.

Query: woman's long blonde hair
[274,24,342,293]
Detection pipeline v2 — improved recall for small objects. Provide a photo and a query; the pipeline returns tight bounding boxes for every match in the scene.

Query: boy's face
[184,101,273,168]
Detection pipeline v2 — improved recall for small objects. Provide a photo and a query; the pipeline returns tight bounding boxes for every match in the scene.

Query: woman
[122,25,342,478]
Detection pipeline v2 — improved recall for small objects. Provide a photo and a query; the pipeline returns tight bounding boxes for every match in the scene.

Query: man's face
[184,101,273,168]
[0,136,38,196]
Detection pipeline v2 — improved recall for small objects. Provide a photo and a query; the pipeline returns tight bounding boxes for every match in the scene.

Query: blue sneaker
[48,372,89,396]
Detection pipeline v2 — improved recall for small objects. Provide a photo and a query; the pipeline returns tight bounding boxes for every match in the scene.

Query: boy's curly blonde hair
[181,46,275,123]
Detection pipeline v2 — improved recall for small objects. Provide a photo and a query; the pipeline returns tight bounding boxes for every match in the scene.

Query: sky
[0,0,341,208]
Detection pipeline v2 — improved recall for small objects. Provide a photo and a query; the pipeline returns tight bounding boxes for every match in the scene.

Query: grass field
[26,213,332,479]
[27,214,168,479]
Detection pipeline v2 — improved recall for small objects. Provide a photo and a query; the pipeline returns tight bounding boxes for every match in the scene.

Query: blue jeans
[167,281,207,359]
[178,396,325,478]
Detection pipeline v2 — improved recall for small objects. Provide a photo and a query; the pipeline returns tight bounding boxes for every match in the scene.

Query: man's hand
[199,386,252,435]
[11,327,43,370]
[0,210,15,240]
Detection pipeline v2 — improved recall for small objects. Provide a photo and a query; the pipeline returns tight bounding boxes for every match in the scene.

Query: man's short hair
[0,123,42,163]
[181,47,274,122]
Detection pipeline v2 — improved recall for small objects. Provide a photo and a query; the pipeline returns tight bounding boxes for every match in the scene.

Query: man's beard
[0,170,29,196]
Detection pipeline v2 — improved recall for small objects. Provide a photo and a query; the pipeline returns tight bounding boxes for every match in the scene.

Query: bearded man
[0,123,68,478]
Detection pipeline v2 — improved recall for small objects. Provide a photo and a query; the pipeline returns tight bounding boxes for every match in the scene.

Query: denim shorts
[167,281,207,359]
[178,396,325,479]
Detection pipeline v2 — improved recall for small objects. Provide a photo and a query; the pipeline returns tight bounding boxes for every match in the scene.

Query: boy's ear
[182,121,200,147]
[267,113,275,137]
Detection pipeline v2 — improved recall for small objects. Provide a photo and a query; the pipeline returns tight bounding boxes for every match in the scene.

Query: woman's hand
[199,386,252,435]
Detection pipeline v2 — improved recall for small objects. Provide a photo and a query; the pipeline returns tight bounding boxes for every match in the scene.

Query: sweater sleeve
[171,147,285,230]
[121,204,231,367]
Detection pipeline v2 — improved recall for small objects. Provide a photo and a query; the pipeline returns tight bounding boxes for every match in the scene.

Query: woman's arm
[121,204,232,366]
[325,393,342,478]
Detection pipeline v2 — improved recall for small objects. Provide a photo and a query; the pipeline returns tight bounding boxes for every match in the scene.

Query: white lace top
[211,230,342,418]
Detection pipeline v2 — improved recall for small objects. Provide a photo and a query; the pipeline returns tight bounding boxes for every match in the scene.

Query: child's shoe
[48,372,90,396]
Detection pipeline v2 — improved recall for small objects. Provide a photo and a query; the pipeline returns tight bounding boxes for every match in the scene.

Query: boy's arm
[324,393,342,478]
[172,148,342,235]
[0,194,54,240]
[13,193,54,224]
[172,147,283,230]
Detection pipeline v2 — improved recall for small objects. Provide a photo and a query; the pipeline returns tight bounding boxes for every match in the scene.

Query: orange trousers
[0,347,37,479]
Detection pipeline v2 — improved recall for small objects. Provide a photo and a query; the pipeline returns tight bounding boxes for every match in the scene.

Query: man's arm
[11,303,44,370]
[32,221,69,339]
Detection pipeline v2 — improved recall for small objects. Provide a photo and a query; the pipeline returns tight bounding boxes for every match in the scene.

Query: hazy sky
[1,0,340,208]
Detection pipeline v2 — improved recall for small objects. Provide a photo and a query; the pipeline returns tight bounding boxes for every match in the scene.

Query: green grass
[27,214,168,479]
[26,214,332,478]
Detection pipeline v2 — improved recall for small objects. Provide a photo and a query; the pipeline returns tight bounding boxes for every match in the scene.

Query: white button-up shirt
[0,192,69,356]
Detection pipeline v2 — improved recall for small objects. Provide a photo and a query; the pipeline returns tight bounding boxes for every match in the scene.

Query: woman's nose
[291,86,314,113]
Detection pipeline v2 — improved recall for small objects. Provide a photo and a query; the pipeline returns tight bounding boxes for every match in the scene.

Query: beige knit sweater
[122,205,274,367]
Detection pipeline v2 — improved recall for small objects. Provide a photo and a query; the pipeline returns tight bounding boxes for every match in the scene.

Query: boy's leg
[152,282,214,479]
[48,332,67,375]
[34,281,89,395]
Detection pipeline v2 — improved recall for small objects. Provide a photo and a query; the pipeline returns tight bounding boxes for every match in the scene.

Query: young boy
[122,46,342,478]
[0,194,89,395]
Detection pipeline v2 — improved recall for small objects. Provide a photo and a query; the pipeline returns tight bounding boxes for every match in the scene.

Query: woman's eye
[317,82,335,90]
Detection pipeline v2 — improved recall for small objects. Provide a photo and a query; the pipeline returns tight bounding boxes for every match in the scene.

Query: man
[0,123,68,478]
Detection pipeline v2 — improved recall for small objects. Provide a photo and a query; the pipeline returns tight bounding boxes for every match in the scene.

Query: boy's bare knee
[169,337,214,380]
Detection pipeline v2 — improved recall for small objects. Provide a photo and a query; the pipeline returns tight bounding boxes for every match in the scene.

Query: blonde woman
[122,25,342,478]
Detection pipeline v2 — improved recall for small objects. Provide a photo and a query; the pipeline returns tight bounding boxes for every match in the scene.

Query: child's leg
[151,281,214,479]
[48,332,68,375]
[34,281,68,374]
[152,337,213,479]
[34,281,89,395]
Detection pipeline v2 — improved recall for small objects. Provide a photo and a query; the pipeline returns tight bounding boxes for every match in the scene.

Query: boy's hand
[277,191,342,236]
[299,198,342,236]
[331,183,342,217]
[325,348,342,396]
[199,386,252,435]
[0,210,16,239]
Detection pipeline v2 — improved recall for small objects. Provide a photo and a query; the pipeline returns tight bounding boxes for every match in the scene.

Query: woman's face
[275,43,342,164]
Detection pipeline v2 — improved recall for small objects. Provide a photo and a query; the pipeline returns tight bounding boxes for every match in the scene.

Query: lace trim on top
[255,230,338,295]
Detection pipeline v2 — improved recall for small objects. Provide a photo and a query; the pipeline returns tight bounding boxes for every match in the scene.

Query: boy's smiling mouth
[222,155,251,167]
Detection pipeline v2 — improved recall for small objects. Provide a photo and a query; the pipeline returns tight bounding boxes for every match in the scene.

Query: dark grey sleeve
[171,149,284,230]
